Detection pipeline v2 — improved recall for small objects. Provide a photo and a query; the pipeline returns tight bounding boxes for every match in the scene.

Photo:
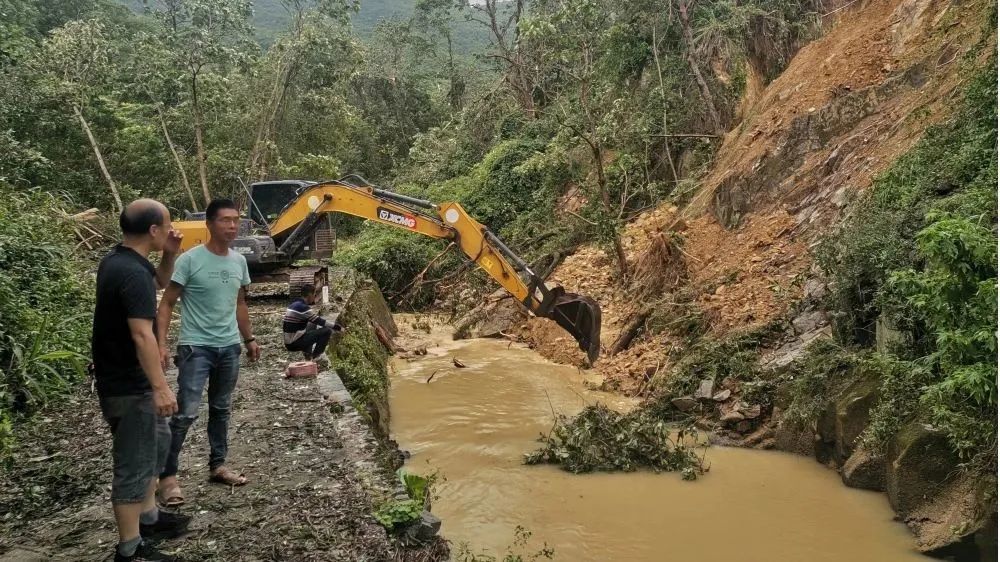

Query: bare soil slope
[518,0,994,393]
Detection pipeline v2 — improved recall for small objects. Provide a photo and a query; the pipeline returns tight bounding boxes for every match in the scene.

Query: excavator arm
[270,179,602,363]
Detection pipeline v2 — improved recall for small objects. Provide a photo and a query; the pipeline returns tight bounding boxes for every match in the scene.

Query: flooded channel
[389,319,926,561]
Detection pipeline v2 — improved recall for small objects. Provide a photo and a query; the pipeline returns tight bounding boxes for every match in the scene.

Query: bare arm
[155,250,178,290]
[128,317,177,416]
[237,287,260,361]
[155,229,183,290]
[157,282,183,367]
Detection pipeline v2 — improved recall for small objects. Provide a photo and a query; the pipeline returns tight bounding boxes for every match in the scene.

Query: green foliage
[373,498,423,530]
[818,63,997,466]
[524,403,704,476]
[781,340,863,429]
[652,322,785,403]
[334,225,444,307]
[398,468,433,507]
[860,354,933,452]
[0,184,93,459]
[373,469,436,531]
[327,291,390,417]
[890,214,997,465]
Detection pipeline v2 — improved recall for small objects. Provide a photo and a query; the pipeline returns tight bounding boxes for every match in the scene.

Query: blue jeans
[161,344,242,478]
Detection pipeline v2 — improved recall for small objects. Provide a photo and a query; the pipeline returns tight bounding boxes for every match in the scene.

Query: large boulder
[841,447,885,491]
[813,372,880,466]
[904,472,998,560]
[834,377,879,461]
[885,423,959,516]
[773,418,814,456]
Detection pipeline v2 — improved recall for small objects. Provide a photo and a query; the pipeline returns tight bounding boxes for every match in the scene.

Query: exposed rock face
[842,447,886,491]
[885,423,960,516]
[330,274,399,440]
[814,370,880,465]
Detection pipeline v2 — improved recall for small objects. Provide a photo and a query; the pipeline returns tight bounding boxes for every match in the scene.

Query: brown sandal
[158,481,185,507]
[209,466,249,486]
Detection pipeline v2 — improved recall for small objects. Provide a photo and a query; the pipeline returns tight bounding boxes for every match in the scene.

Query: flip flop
[158,482,185,507]
[209,466,249,486]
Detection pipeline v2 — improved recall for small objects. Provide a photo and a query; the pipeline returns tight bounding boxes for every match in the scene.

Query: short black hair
[120,204,164,236]
[206,198,239,222]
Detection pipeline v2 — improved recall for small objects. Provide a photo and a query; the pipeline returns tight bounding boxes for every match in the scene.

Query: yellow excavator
[172,176,602,363]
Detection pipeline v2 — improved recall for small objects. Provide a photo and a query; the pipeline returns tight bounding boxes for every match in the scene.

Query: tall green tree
[35,19,123,211]
[246,0,357,181]
[149,0,254,205]
[413,0,464,110]
[523,0,630,278]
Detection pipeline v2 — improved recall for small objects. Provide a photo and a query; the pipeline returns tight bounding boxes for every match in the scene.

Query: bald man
[92,199,188,562]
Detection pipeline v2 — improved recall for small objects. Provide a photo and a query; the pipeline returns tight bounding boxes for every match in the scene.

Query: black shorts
[98,393,170,504]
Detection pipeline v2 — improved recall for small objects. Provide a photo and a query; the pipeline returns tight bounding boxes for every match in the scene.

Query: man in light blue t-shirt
[155,199,261,506]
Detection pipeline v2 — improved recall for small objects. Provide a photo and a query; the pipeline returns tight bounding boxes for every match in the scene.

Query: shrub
[334,224,445,308]
[0,184,93,458]
[889,214,997,466]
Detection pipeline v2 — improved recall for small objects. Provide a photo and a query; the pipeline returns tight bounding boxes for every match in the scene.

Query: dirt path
[0,300,445,561]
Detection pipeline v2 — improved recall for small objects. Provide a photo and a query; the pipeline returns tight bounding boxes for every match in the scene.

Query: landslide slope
[519,0,995,390]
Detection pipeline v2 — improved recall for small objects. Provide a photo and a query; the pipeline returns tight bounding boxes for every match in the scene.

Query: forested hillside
[0,0,996,554]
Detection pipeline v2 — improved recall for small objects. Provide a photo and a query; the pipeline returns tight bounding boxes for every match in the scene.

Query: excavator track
[288,266,328,299]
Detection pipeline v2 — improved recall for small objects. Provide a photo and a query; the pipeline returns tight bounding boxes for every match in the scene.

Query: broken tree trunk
[678,0,724,135]
[157,105,198,211]
[190,72,211,206]
[610,308,653,356]
[74,104,122,213]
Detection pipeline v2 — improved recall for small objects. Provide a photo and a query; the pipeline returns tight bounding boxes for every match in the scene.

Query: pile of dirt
[685,210,810,333]
[0,302,448,562]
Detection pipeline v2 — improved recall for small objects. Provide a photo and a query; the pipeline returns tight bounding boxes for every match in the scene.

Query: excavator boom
[174,178,602,363]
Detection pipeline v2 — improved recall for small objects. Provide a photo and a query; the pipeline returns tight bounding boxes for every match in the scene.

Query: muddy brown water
[389,322,927,561]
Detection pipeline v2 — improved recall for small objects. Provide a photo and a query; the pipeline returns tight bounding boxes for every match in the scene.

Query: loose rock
[671,396,699,412]
[694,379,716,401]
[721,410,745,423]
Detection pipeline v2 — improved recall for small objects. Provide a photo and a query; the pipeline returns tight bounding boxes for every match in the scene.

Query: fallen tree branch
[392,242,456,304]
[609,308,653,356]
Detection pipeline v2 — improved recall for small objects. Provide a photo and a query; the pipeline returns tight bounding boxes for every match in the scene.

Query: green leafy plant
[888,213,997,465]
[0,185,94,460]
[373,469,437,531]
[373,498,423,530]
[396,468,437,509]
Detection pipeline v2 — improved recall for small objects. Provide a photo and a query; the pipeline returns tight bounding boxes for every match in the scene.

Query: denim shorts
[98,393,171,504]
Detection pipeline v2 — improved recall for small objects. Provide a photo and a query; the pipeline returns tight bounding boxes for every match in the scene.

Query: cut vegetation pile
[524,404,705,479]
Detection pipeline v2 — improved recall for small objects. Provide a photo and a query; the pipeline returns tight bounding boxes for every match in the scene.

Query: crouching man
[283,286,344,364]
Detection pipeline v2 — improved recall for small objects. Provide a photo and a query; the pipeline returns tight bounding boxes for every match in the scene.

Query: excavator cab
[247,180,335,260]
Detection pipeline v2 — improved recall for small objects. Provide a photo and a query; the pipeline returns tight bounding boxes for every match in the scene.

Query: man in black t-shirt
[92,199,188,562]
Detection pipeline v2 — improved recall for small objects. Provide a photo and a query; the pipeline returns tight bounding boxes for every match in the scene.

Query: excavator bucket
[544,293,602,364]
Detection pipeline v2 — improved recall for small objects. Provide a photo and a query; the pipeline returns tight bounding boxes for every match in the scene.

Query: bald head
[120,199,168,237]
